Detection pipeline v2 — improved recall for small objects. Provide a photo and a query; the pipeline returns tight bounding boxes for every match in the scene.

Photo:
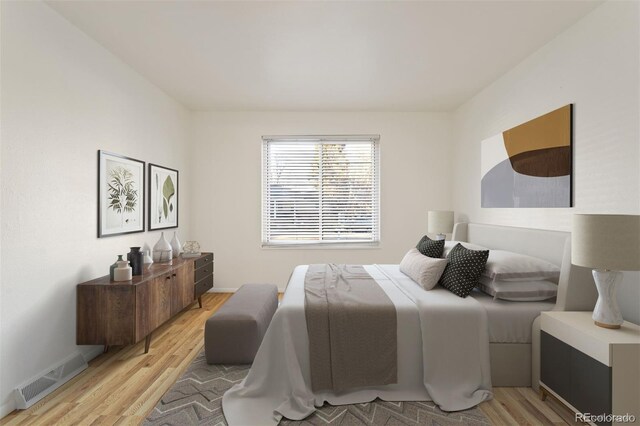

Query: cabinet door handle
[172,273,177,277]
[165,276,171,280]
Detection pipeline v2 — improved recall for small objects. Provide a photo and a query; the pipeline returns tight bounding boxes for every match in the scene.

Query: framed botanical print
[148,163,179,230]
[98,150,145,237]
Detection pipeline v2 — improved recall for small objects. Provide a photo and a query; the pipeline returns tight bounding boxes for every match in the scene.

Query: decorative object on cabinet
[109,255,123,281]
[98,150,145,237]
[127,247,144,276]
[77,253,213,353]
[113,260,132,281]
[153,232,173,264]
[572,214,640,329]
[427,210,454,240]
[143,249,153,265]
[148,163,178,231]
[481,104,572,208]
[540,312,640,425]
[170,231,182,258]
[182,241,201,258]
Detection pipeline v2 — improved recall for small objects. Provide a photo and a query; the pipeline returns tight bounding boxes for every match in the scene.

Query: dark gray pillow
[416,235,445,258]
[439,243,489,298]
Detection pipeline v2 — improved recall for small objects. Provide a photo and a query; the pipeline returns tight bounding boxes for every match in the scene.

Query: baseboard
[209,288,285,293]
[1,400,16,419]
[80,345,104,363]
[210,288,238,293]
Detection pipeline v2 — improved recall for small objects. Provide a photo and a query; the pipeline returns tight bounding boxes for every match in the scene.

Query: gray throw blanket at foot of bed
[304,264,397,392]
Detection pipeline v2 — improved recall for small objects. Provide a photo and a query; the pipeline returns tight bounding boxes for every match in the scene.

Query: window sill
[261,242,381,250]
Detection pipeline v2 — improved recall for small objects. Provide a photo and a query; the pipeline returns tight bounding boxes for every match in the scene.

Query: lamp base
[592,269,623,329]
[594,321,621,330]
[435,233,446,241]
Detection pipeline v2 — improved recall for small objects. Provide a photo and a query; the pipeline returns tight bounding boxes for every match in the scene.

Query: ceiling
[47,1,601,111]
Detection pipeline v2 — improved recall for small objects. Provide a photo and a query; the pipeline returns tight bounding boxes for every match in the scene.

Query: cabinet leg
[539,387,547,401]
[103,344,109,353]
[144,333,152,354]
[198,295,203,309]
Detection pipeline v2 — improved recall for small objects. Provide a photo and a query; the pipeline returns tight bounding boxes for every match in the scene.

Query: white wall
[0,2,192,416]
[452,1,640,324]
[2,1,637,418]
[191,112,452,291]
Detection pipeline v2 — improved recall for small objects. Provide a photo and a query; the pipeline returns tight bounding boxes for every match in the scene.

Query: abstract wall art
[98,150,145,237]
[149,163,179,230]
[481,104,573,208]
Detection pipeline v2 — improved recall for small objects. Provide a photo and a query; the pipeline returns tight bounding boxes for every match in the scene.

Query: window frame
[261,135,380,248]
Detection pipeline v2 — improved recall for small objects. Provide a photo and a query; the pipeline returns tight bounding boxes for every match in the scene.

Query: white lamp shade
[572,214,640,271]
[428,210,454,235]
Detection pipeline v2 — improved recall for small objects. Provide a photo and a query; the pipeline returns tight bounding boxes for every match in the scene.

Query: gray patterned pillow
[439,243,490,298]
[416,235,445,258]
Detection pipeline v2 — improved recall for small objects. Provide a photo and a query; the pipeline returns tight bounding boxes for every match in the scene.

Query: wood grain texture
[170,261,194,316]
[5,293,580,425]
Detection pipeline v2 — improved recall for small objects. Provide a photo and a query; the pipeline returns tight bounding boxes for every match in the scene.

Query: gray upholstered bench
[205,284,278,364]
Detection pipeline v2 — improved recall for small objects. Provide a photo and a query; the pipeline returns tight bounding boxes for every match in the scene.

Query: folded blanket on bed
[304,264,397,391]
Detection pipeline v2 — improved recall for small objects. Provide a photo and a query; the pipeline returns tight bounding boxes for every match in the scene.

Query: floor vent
[14,352,88,409]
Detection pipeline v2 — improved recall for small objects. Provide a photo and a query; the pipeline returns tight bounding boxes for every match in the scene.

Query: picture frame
[148,163,179,230]
[98,150,145,237]
[480,104,573,208]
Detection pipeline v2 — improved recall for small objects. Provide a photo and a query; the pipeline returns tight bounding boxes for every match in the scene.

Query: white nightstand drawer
[540,311,640,426]
[541,311,640,366]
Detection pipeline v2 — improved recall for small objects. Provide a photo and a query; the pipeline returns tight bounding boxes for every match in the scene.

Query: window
[262,135,380,247]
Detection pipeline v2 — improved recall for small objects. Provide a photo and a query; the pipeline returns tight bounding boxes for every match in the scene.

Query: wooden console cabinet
[77,253,214,353]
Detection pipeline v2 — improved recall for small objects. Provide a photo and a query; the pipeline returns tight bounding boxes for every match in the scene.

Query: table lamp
[572,214,640,329]
[428,210,454,241]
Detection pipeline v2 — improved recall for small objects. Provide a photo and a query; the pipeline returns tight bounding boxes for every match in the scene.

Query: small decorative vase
[182,241,201,258]
[113,260,132,281]
[109,255,124,281]
[127,247,144,276]
[143,249,154,265]
[153,232,173,264]
[170,232,182,258]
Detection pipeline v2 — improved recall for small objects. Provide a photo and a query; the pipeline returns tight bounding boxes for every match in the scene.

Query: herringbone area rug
[144,350,490,425]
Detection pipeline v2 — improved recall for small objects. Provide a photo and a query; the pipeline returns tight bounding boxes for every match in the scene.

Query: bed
[452,223,597,389]
[222,223,598,425]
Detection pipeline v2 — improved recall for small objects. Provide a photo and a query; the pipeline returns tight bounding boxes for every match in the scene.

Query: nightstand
[540,311,640,426]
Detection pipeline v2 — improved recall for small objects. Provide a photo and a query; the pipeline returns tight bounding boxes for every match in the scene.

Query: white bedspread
[222,265,493,425]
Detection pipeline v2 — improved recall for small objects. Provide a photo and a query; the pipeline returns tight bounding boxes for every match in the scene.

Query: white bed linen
[222,265,493,425]
[470,289,555,343]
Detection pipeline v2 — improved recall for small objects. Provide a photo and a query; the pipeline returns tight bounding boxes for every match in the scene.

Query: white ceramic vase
[143,249,154,265]
[113,260,132,281]
[170,232,182,258]
[153,232,173,263]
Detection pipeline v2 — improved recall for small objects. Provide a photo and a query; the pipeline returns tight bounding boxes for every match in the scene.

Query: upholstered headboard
[452,222,597,312]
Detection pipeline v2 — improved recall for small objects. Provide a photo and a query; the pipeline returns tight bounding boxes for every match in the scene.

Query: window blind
[262,135,380,246]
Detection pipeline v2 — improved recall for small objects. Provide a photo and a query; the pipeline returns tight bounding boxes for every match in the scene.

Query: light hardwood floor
[1,293,580,425]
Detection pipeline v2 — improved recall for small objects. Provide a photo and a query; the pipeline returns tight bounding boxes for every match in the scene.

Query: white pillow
[483,250,560,282]
[400,248,448,290]
[443,240,489,257]
[478,276,558,302]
